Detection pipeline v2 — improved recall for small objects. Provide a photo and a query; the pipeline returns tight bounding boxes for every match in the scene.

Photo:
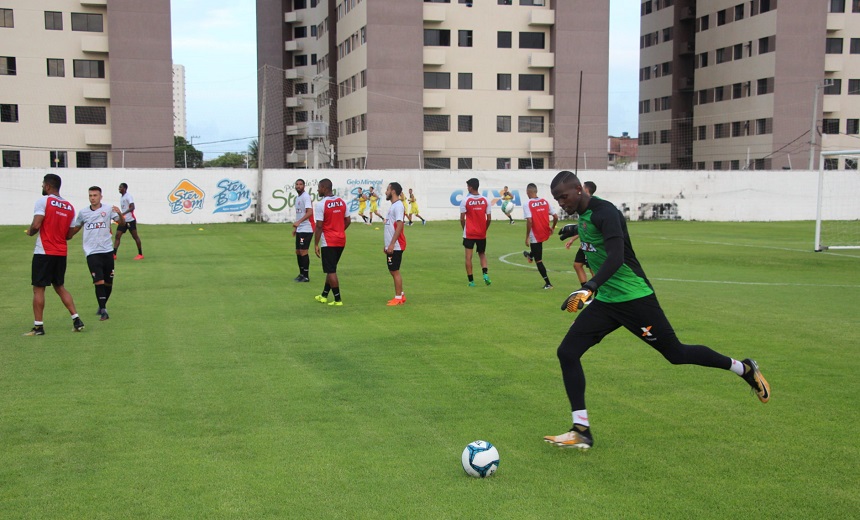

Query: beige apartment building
[639,0,860,171]
[256,0,609,170]
[0,1,174,169]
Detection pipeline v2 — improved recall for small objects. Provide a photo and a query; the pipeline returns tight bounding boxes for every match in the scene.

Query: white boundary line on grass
[498,249,860,289]
[655,237,860,259]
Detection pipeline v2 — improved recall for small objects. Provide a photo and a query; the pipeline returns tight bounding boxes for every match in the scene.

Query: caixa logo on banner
[168,179,205,214]
[213,179,252,214]
[449,189,521,207]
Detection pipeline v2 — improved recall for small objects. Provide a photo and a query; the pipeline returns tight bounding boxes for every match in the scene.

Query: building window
[716,47,730,64]
[424,29,451,46]
[755,118,773,135]
[519,32,545,49]
[311,25,317,37]
[73,59,105,78]
[698,126,707,140]
[714,123,728,139]
[497,31,512,48]
[662,27,673,42]
[518,74,544,91]
[424,157,451,169]
[733,43,743,60]
[846,119,859,135]
[1,8,14,28]
[849,79,860,95]
[76,152,107,168]
[822,118,840,134]
[830,0,845,12]
[660,129,670,143]
[424,114,450,131]
[850,38,860,54]
[294,0,307,9]
[458,115,473,132]
[497,157,511,169]
[47,58,65,77]
[458,72,472,90]
[717,9,727,25]
[846,158,858,170]
[71,12,103,32]
[295,111,308,122]
[732,82,743,99]
[713,161,723,170]
[757,77,774,95]
[715,86,725,102]
[49,105,67,124]
[824,158,839,170]
[458,30,473,47]
[50,151,68,168]
[424,72,451,89]
[518,116,544,133]
[519,158,544,169]
[2,150,21,167]
[730,160,740,170]
[700,14,709,31]
[45,11,63,30]
[824,79,842,95]
[458,157,473,169]
[0,56,15,75]
[826,38,843,54]
[1,104,19,123]
[642,1,653,15]
[735,3,745,19]
[498,0,513,5]
[295,139,309,151]
[75,106,107,125]
[497,115,511,132]
[295,55,308,67]
[731,120,746,137]
[759,36,775,54]
[497,74,512,90]
[699,52,709,68]
[294,26,307,39]
[854,0,860,12]
[520,0,545,5]
[296,82,308,94]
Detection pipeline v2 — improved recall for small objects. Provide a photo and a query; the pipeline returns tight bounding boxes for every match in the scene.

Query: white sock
[572,409,589,428]
[395,294,403,300]
[730,358,746,376]
[34,321,43,326]
[71,314,79,320]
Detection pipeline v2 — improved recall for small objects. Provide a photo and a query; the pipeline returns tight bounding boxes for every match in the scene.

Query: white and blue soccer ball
[461,440,500,478]
[501,200,515,215]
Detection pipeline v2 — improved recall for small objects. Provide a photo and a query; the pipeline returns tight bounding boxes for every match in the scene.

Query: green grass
[1,220,858,519]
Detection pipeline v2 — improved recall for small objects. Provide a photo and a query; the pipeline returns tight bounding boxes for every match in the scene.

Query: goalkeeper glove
[561,289,593,313]
[558,224,578,241]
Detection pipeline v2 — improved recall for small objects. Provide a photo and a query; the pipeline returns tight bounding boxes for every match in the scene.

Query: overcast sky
[170,0,640,159]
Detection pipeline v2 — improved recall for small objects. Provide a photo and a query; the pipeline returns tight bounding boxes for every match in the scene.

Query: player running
[313,179,350,306]
[367,186,384,223]
[292,178,314,282]
[460,178,492,287]
[407,188,426,226]
[383,182,407,306]
[68,186,125,321]
[114,183,143,260]
[24,173,84,335]
[543,171,770,450]
[522,183,558,289]
[356,187,369,224]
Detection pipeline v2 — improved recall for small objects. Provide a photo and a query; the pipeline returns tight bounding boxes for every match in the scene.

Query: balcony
[423,5,446,23]
[529,9,555,26]
[678,41,694,55]
[528,95,554,110]
[424,135,446,152]
[823,96,840,113]
[287,152,300,164]
[528,52,554,68]
[285,40,302,52]
[826,16,845,32]
[285,69,299,80]
[678,76,694,90]
[85,130,111,146]
[286,97,301,108]
[286,125,300,136]
[424,93,446,109]
[284,11,302,24]
[423,49,446,66]
[529,137,553,153]
[81,36,108,54]
[824,55,842,72]
[81,0,106,6]
[678,6,694,21]
[83,84,110,100]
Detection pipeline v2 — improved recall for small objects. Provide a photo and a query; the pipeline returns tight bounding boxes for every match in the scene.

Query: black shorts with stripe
[32,254,67,287]
[320,246,344,274]
[86,252,115,284]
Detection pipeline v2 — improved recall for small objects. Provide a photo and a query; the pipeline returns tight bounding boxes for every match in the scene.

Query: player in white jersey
[114,182,144,260]
[68,186,125,321]
[292,178,315,282]
[383,182,407,305]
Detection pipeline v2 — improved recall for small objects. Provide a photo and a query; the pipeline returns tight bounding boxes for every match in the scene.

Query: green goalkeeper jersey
[578,197,654,303]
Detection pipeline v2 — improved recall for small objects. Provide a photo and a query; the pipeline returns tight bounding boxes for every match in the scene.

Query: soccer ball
[461,440,500,478]
[501,200,515,215]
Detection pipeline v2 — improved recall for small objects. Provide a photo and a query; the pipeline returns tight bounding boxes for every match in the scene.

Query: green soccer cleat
[483,274,492,286]
[314,295,328,304]
[328,300,343,307]
[468,281,476,287]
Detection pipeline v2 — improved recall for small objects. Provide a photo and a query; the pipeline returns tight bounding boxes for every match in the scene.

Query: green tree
[247,139,258,168]
[204,152,248,168]
[174,136,204,168]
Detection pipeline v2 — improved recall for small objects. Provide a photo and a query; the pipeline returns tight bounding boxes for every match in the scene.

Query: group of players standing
[24,174,143,336]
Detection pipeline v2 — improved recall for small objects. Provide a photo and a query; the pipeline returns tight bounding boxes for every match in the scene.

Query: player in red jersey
[313,178,350,306]
[24,174,84,335]
[522,183,558,289]
[459,178,492,286]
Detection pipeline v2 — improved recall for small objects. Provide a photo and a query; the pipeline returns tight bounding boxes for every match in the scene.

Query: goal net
[815,150,860,251]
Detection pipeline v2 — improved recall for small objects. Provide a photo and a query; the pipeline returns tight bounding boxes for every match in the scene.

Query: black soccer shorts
[529,242,544,262]
[574,248,589,268]
[295,232,313,251]
[386,250,403,272]
[117,220,137,233]
[463,238,487,254]
[320,246,344,274]
[31,254,67,287]
[86,252,115,284]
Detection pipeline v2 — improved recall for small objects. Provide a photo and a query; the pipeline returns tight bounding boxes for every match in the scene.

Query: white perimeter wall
[0,168,857,225]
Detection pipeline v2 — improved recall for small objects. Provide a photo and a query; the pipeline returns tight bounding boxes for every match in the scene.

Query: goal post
[815,149,860,251]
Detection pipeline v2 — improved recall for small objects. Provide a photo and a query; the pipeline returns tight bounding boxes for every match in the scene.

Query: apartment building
[639,0,860,171]
[0,1,174,169]
[256,0,609,170]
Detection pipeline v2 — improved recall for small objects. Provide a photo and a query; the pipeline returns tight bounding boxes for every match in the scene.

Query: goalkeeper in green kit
[543,171,770,450]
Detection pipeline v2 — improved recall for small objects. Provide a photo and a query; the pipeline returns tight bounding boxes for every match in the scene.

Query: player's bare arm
[27,215,44,237]
[525,218,533,247]
[313,222,323,257]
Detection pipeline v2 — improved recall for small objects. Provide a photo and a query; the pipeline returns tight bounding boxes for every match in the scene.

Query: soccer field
[1,220,858,519]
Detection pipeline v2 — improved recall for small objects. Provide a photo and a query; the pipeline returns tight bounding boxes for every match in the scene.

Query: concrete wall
[2,168,857,226]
